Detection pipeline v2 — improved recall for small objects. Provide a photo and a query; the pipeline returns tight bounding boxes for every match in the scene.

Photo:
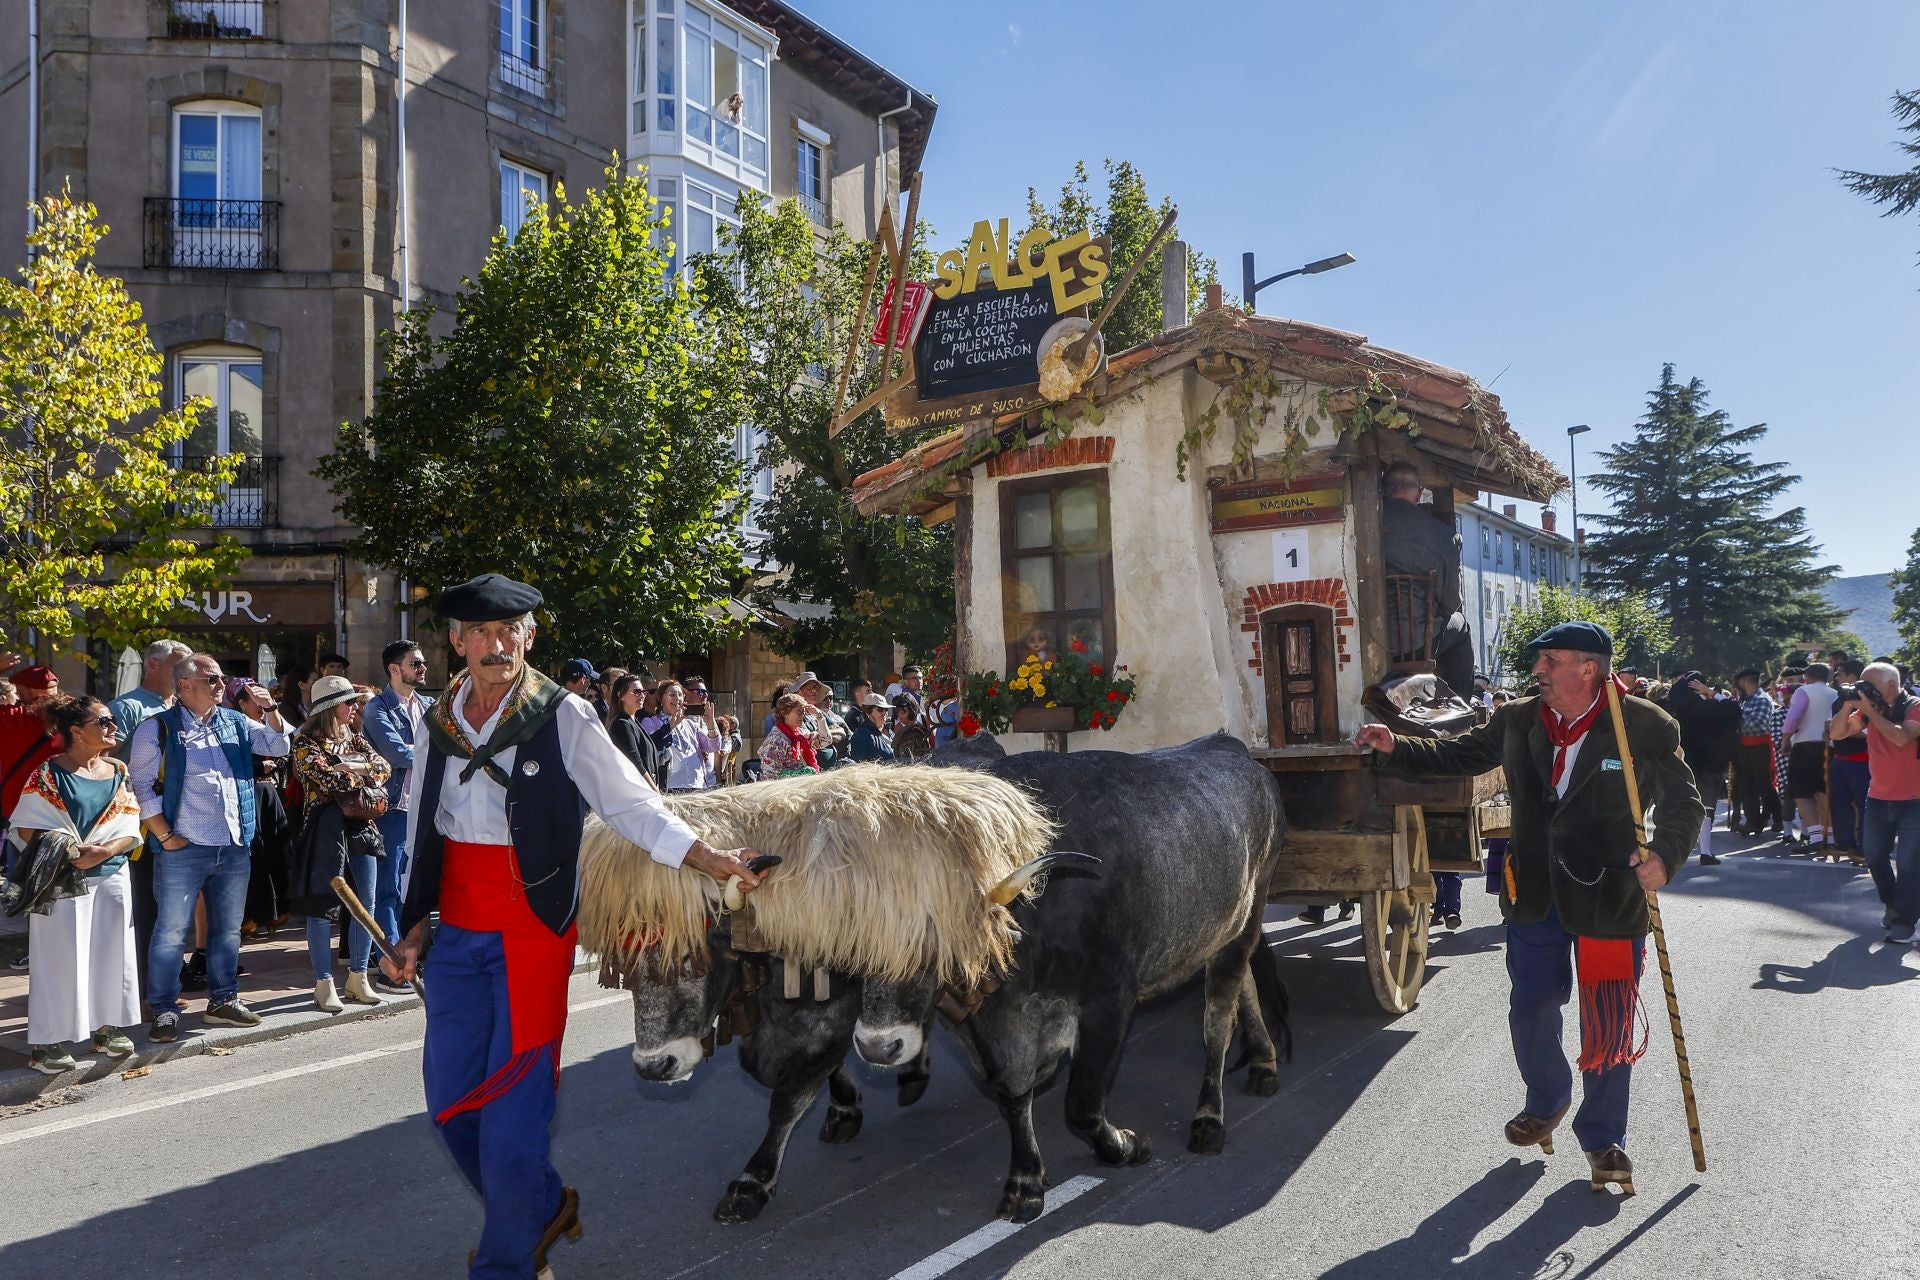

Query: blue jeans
[1433,872,1463,916]
[375,809,410,946]
[1863,797,1920,927]
[1830,758,1870,851]
[148,842,251,1013]
[1507,902,1644,1152]
[306,850,378,980]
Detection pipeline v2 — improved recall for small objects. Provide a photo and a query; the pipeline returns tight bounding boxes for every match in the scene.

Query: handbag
[335,786,389,821]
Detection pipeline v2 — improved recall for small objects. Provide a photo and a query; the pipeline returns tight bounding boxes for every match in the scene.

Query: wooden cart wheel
[1361,888,1429,1014]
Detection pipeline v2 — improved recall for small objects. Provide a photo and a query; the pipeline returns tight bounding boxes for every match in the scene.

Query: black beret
[1527,619,1613,657]
[437,573,543,622]
[1735,668,1761,681]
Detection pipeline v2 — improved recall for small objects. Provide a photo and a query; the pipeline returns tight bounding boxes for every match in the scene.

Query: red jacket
[1,705,61,819]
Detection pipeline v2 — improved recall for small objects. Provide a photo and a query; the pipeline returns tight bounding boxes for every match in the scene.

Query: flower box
[1010,705,1076,734]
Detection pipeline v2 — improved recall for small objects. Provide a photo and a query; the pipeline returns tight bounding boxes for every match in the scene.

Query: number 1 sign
[1272,529,1310,583]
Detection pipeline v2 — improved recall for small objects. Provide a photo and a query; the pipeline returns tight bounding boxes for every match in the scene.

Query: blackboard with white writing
[914,282,1058,403]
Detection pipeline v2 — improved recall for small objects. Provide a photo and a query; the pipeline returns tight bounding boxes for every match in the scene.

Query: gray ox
[855,731,1293,1221]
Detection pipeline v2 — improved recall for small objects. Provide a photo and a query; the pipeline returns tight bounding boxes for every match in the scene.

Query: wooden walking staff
[1600,679,1708,1174]
[332,875,427,1002]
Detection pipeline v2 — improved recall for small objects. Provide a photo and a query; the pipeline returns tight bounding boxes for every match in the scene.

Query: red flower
[1107,690,1120,702]
[1088,664,1103,677]
[1117,691,1130,702]
[986,685,998,697]
[958,712,981,737]
[1070,637,1089,653]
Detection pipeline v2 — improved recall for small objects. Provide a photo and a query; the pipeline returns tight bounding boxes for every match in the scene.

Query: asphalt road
[2,827,1915,1280]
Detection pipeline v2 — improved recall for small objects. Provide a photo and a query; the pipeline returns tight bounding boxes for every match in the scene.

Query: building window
[656,3,676,132]
[678,180,741,277]
[999,472,1115,673]
[1494,531,1504,567]
[737,421,772,536]
[630,0,647,134]
[175,347,272,528]
[500,159,548,238]
[163,1,266,40]
[796,133,826,224]
[157,104,273,270]
[1480,527,1489,561]
[498,0,549,96]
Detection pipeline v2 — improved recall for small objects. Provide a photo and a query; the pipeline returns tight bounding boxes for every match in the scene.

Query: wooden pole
[1070,206,1178,364]
[1601,678,1708,1174]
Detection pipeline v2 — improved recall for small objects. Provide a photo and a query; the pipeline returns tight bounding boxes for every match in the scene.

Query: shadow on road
[1753,933,1920,995]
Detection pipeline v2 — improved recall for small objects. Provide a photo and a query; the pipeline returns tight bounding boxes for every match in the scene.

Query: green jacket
[1378,693,1702,939]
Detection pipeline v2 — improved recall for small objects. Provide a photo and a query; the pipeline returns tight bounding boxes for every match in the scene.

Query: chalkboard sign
[914,283,1059,403]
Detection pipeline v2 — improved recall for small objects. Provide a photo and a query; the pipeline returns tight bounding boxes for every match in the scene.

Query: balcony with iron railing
[173,454,279,529]
[144,198,280,271]
[499,52,550,98]
[161,0,267,39]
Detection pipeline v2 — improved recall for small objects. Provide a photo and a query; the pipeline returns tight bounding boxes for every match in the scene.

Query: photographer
[1829,662,1920,942]
[640,680,719,793]
[1824,659,1871,859]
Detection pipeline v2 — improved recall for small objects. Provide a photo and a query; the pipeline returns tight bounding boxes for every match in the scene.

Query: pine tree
[1837,89,1920,264]
[1583,364,1838,677]
[1890,528,1920,666]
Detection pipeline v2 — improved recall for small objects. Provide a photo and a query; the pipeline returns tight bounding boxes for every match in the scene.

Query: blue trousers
[1506,903,1644,1152]
[1830,758,1870,852]
[305,850,377,981]
[148,842,250,1013]
[1863,797,1920,928]
[374,809,410,945]
[1433,872,1462,916]
[424,925,564,1280]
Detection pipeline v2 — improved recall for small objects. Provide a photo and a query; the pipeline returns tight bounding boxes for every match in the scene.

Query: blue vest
[401,713,586,939]
[156,704,259,846]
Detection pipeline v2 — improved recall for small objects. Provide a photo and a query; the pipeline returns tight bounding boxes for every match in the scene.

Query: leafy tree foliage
[319,169,745,665]
[1582,364,1837,677]
[0,189,245,660]
[698,195,954,662]
[1890,528,1920,666]
[1838,88,1920,264]
[1495,586,1673,683]
[1025,160,1221,353]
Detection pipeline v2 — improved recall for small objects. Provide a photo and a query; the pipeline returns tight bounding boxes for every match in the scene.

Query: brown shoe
[1586,1145,1635,1196]
[535,1186,582,1271]
[1504,1103,1570,1155]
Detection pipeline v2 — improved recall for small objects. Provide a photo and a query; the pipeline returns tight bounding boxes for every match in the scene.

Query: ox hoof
[1245,1065,1281,1097]
[997,1178,1047,1223]
[1094,1128,1152,1167]
[897,1072,930,1107]
[1188,1117,1227,1155]
[713,1179,773,1224]
[819,1105,864,1145]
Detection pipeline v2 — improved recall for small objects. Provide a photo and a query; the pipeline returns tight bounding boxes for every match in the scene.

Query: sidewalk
[0,909,423,1108]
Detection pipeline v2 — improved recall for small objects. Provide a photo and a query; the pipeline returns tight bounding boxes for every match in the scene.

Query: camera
[1857,680,1891,716]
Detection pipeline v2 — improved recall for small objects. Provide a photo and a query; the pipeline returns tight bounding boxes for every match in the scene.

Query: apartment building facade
[1456,499,1574,681]
[2,0,934,703]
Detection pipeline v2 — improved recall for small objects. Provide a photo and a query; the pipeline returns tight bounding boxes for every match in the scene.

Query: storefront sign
[1209,474,1344,534]
[179,583,334,629]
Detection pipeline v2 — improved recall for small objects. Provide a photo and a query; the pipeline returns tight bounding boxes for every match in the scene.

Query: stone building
[1,0,933,716]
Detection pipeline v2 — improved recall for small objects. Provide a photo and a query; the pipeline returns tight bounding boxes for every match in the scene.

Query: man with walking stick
[1356,621,1703,1195]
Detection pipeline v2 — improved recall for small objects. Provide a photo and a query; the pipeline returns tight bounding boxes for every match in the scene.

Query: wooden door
[1262,605,1339,745]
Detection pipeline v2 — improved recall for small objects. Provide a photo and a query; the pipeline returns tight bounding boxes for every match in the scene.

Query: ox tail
[1248,936,1293,1065]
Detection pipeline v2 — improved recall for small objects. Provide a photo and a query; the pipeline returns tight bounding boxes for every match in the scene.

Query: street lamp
[1241,251,1355,314]
[1566,424,1591,593]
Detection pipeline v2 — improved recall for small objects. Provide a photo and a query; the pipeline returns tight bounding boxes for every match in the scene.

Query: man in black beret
[1729,667,1782,836]
[385,572,764,1278]
[1357,619,1702,1194]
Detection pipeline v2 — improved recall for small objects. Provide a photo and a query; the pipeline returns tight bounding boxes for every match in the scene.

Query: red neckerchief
[1540,694,1605,787]
[776,720,818,770]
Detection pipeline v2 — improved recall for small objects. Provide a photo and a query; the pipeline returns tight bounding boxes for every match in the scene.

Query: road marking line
[0,991,630,1148]
[886,1175,1104,1280]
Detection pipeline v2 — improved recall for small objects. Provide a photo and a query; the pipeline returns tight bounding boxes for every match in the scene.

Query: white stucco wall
[964,369,1371,754]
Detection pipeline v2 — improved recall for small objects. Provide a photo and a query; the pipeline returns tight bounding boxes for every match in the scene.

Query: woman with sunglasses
[6,695,145,1073]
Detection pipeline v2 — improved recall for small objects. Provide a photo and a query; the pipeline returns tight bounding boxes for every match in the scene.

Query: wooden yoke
[829,172,924,437]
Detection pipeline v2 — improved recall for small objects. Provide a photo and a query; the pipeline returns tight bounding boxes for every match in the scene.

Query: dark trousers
[1506,902,1644,1152]
[424,925,565,1280]
[129,850,157,998]
[1433,872,1463,916]
[1863,798,1920,928]
[1731,741,1781,832]
[1830,758,1870,852]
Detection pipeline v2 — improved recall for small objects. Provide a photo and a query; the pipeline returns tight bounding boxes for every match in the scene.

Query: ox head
[854,849,1099,1068]
[629,932,736,1083]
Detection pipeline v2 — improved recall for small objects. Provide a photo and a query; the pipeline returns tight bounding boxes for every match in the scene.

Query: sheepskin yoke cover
[577,765,1056,987]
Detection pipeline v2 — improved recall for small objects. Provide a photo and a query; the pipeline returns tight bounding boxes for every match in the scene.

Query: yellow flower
[1045,700,1057,708]
[1031,683,1047,698]
[1011,678,1029,691]
[1044,660,1054,670]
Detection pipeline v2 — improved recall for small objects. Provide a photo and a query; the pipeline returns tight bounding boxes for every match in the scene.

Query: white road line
[0,991,631,1149]
[887,1175,1104,1280]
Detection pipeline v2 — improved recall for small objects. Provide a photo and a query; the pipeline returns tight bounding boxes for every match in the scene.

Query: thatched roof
[852,305,1566,518]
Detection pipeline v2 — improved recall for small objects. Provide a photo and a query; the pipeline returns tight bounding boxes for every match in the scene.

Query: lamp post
[1566,424,1591,593]
[1241,251,1355,314]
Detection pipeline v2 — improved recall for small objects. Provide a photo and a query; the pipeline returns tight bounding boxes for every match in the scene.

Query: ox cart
[850,269,1562,1017]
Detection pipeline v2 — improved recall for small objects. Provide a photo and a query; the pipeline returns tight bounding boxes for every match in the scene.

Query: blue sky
[805,0,1920,576]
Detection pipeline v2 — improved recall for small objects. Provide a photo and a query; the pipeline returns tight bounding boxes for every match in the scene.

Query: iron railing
[144,198,280,270]
[500,52,550,97]
[173,454,278,528]
[162,0,266,39]
[798,194,827,225]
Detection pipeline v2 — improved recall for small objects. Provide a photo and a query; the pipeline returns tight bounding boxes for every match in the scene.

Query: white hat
[309,674,371,717]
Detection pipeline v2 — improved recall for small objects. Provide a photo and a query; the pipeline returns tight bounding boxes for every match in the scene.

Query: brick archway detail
[1242,578,1354,673]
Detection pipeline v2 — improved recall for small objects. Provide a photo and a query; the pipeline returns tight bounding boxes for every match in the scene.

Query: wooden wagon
[852,290,1561,1015]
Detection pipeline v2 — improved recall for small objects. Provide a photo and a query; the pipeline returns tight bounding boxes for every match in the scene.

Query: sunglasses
[86,715,117,731]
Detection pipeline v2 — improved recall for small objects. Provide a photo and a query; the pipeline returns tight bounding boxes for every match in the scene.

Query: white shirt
[403,684,699,884]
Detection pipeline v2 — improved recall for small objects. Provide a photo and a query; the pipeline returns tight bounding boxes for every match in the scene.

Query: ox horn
[986,850,1101,906]
[723,854,785,913]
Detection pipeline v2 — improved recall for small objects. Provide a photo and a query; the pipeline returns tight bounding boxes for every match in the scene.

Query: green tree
[319,168,746,665]
[1495,586,1673,683]
[698,195,954,663]
[1889,528,1920,665]
[1838,89,1920,262]
[1025,160,1220,353]
[1582,364,1837,677]
[0,189,246,661]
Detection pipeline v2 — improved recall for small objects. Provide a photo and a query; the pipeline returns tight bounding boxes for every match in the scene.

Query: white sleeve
[403,711,430,864]
[555,695,699,867]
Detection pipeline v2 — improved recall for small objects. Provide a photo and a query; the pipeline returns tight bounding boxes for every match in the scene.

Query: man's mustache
[480,654,515,666]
